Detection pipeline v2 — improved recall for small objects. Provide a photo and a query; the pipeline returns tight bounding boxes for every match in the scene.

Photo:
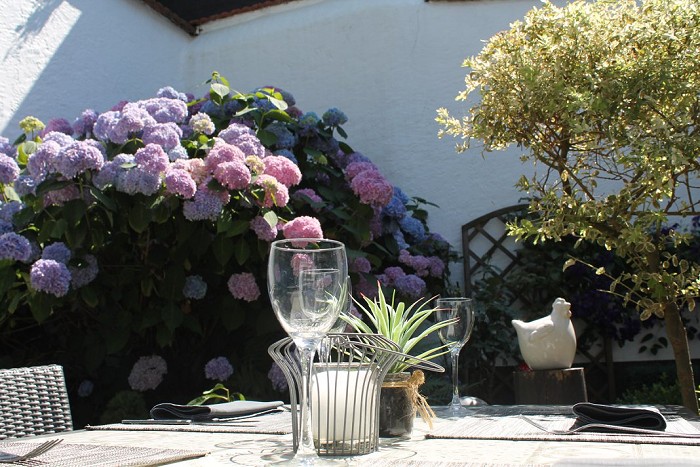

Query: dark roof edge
[191,0,297,26]
[140,0,199,36]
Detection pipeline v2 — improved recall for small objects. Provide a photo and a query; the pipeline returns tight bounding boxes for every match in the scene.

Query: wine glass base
[435,404,470,419]
[268,453,349,466]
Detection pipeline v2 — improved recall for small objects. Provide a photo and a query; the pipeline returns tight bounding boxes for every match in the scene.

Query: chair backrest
[0,364,73,439]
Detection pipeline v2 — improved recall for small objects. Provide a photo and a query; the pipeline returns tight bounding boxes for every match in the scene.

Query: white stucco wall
[0,0,538,291]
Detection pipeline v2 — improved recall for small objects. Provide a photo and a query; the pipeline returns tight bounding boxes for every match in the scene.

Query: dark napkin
[573,402,667,431]
[150,400,284,421]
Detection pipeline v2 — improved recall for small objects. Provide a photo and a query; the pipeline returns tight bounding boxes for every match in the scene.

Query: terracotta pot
[378,372,415,437]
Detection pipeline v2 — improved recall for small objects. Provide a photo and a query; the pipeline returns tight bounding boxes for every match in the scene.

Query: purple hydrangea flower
[137,98,188,124]
[30,259,71,297]
[218,123,265,158]
[182,186,225,221]
[157,86,188,102]
[183,275,207,300]
[164,168,196,198]
[189,113,215,135]
[262,155,301,188]
[282,216,323,239]
[227,272,260,302]
[0,232,31,262]
[72,109,98,137]
[54,141,104,179]
[14,175,37,197]
[134,144,169,174]
[0,220,12,234]
[70,254,99,288]
[92,154,134,190]
[43,184,81,207]
[141,122,182,151]
[40,118,73,137]
[249,215,278,242]
[93,110,121,142]
[42,242,72,264]
[111,105,158,144]
[204,356,234,381]
[322,108,348,127]
[394,274,426,301]
[0,137,13,156]
[27,140,61,181]
[350,257,372,274]
[293,188,323,209]
[128,355,167,392]
[168,145,188,161]
[117,167,162,196]
[0,154,20,184]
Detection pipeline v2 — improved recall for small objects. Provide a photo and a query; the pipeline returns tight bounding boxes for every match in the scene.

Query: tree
[437,0,700,411]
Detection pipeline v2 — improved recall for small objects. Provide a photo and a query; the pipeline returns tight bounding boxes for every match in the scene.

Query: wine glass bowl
[435,297,475,418]
[267,238,348,465]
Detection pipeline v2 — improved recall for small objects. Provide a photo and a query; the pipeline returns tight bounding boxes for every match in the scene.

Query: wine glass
[436,297,475,418]
[268,238,348,465]
[319,276,352,363]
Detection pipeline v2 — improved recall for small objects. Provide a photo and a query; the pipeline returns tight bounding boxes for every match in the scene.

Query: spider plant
[340,285,456,373]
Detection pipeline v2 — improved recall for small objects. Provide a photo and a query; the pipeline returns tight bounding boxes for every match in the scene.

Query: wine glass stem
[297,342,318,459]
[450,348,461,406]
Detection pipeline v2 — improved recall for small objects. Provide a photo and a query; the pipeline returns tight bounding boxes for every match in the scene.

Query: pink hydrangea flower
[262,155,302,187]
[345,161,378,179]
[164,168,196,198]
[282,216,323,239]
[350,170,393,207]
[213,160,251,190]
[134,144,169,174]
[173,158,207,184]
[205,143,245,172]
[228,272,260,302]
[255,174,289,208]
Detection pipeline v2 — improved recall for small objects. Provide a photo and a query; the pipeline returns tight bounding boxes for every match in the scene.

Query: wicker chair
[0,364,73,439]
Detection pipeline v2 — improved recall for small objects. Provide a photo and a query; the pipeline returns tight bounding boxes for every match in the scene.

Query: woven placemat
[86,410,293,435]
[0,441,207,466]
[426,405,700,446]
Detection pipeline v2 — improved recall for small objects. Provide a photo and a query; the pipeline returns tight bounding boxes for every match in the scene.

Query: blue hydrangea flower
[204,356,234,381]
[30,259,71,297]
[383,192,408,219]
[400,216,427,242]
[322,108,348,127]
[182,189,224,221]
[72,109,98,137]
[13,175,37,197]
[183,275,207,300]
[156,86,189,102]
[0,136,13,156]
[394,274,426,301]
[42,242,72,264]
[168,145,189,161]
[298,112,320,136]
[0,201,23,224]
[265,122,296,149]
[117,168,161,196]
[0,232,31,262]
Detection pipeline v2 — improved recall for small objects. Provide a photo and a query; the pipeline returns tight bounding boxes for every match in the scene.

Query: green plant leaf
[128,203,151,233]
[212,234,234,266]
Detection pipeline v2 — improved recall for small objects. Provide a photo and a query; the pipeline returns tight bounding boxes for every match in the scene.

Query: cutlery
[0,439,63,463]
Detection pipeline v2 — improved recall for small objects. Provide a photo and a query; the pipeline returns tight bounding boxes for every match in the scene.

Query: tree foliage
[437,0,700,410]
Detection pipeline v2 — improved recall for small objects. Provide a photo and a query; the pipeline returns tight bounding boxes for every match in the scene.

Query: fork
[0,439,63,464]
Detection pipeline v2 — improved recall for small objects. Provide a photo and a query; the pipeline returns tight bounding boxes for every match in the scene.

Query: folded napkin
[572,402,667,431]
[150,400,284,421]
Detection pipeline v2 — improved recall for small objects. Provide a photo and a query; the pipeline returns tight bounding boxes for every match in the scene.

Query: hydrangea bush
[0,73,454,424]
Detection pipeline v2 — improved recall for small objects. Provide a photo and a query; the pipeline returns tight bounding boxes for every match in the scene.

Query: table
[9,406,700,466]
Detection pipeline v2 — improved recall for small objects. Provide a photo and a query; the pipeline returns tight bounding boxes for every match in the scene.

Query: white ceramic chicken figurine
[512,297,576,370]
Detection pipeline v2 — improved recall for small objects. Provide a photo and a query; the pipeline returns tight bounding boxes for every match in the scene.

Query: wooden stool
[513,367,587,405]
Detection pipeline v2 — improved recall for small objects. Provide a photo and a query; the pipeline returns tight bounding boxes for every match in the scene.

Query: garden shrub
[0,73,454,424]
